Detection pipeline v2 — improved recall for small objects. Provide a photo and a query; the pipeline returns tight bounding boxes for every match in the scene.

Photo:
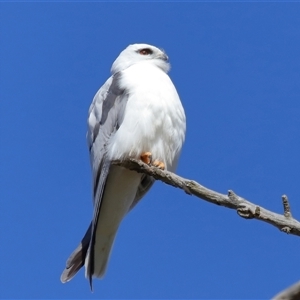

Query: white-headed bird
[61,44,186,288]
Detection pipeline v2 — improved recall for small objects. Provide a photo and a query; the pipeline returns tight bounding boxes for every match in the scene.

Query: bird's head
[111,43,170,74]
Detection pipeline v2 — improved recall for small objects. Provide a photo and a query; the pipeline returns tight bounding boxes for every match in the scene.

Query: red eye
[139,48,153,55]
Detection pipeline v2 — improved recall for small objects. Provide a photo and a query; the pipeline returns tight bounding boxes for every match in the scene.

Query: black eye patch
[138,48,153,55]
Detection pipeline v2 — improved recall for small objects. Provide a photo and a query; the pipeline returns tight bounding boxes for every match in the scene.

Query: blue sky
[1,2,300,299]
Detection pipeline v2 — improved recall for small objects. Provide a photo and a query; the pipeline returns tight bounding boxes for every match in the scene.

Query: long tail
[60,223,91,283]
[85,230,117,280]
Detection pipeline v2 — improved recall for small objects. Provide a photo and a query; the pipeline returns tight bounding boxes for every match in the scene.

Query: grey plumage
[60,223,91,283]
[61,43,186,289]
[61,70,154,287]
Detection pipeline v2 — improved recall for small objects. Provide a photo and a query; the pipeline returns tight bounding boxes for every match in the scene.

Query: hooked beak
[159,53,169,62]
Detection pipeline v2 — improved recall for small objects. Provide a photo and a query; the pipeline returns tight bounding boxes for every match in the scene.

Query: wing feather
[88,73,125,196]
[60,223,91,283]
[86,73,130,288]
[61,70,156,286]
[61,73,128,284]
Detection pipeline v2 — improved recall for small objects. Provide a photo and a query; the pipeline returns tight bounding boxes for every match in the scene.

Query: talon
[153,160,165,170]
[140,152,152,165]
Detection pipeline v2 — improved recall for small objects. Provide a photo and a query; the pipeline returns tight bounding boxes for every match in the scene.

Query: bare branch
[114,158,300,298]
[272,280,300,300]
[113,158,300,237]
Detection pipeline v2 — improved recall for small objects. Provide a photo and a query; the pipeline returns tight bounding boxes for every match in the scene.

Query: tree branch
[272,281,300,300]
[113,158,300,237]
[114,158,300,298]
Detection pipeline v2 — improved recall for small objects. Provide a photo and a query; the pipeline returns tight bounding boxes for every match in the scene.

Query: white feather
[108,61,185,172]
[86,166,142,278]
[87,44,186,280]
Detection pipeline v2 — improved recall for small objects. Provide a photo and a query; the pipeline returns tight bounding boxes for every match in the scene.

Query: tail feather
[85,232,116,280]
[60,223,92,283]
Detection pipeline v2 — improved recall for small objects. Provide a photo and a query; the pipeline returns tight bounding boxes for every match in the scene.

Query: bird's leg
[140,152,165,170]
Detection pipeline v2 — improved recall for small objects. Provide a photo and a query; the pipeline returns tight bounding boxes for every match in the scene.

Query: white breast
[108,62,186,172]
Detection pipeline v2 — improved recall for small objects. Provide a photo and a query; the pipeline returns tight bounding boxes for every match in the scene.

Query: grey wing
[87,73,127,201]
[60,223,91,283]
[60,176,154,283]
[86,73,133,288]
[61,73,128,284]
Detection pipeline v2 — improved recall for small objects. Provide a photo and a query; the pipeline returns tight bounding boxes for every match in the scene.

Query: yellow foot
[140,152,152,165]
[140,152,165,170]
[152,160,165,170]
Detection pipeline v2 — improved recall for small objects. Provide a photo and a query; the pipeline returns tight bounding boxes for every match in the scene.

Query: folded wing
[61,72,154,286]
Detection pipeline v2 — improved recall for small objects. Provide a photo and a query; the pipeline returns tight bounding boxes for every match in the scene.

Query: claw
[140,152,165,170]
[140,152,152,165]
[152,160,165,170]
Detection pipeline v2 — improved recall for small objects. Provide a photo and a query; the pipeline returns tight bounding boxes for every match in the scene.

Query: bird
[60,43,186,288]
